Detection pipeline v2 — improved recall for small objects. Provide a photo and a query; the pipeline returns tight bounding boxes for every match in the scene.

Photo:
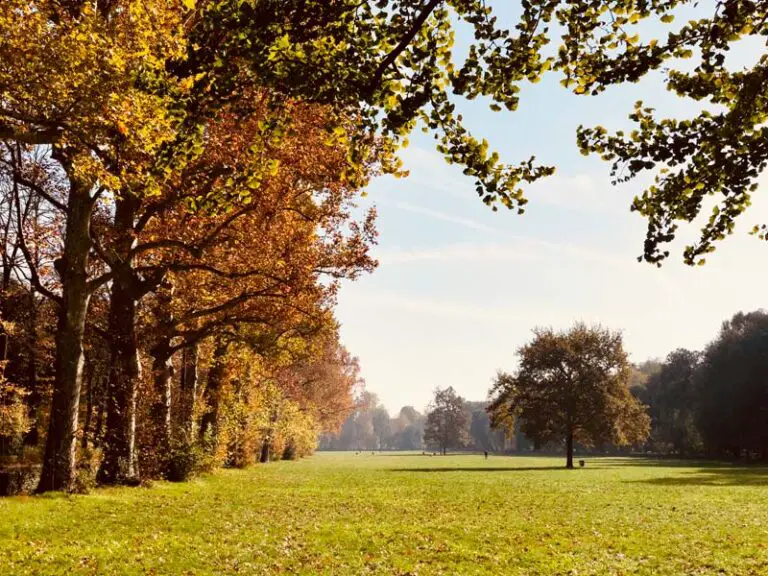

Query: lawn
[1,453,767,575]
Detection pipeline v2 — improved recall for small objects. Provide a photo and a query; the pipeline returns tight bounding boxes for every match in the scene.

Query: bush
[167,437,206,482]
[71,445,102,494]
[0,463,39,496]
[0,366,30,458]
[282,441,297,461]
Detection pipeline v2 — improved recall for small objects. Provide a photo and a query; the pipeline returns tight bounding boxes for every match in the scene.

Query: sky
[334,4,766,416]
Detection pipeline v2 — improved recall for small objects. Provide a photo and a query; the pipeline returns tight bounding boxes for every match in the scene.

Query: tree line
[631,310,768,461]
[319,391,511,453]
[1,0,766,491]
[326,312,768,468]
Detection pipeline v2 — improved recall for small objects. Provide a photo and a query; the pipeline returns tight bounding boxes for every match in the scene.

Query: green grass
[1,453,767,575]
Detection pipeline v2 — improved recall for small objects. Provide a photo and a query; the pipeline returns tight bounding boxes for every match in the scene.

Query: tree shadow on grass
[628,467,768,487]
[375,452,486,457]
[598,457,726,468]
[391,466,569,473]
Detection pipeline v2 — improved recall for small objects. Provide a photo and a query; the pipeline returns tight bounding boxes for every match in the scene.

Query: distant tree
[423,387,469,455]
[397,406,420,428]
[488,324,650,469]
[469,410,492,451]
[628,360,662,397]
[636,349,702,456]
[696,311,768,460]
[388,406,425,451]
[372,407,392,450]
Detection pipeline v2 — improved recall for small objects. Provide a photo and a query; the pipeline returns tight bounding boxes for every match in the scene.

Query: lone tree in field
[424,387,469,455]
[488,324,650,469]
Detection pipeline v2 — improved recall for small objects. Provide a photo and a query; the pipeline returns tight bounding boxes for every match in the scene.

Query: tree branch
[368,0,442,95]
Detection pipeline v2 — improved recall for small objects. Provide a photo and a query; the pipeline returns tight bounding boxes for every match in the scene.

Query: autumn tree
[2,1,383,488]
[122,101,377,476]
[190,1,768,267]
[489,324,650,469]
[0,314,30,456]
[424,386,469,455]
[0,0,191,491]
[467,404,507,452]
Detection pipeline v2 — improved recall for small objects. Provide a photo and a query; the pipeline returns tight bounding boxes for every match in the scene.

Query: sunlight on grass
[1,453,767,575]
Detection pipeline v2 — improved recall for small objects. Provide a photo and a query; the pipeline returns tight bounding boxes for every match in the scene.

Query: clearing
[1,452,767,575]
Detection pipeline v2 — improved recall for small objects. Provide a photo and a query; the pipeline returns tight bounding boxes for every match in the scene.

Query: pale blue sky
[335,4,767,415]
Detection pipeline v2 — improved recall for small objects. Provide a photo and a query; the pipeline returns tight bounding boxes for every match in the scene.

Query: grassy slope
[1,453,767,575]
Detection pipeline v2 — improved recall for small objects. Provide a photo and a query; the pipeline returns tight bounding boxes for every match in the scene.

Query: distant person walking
[484,450,488,459]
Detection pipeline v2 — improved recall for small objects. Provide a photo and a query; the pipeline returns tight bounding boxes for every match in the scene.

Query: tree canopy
[488,323,650,468]
[424,386,469,454]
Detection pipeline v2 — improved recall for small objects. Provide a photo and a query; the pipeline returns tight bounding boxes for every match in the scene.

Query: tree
[423,387,469,455]
[6,0,760,494]
[635,349,702,456]
[192,1,768,265]
[568,2,768,265]
[695,311,768,460]
[488,324,650,469]
[0,314,30,456]
[390,406,425,451]
[371,407,392,450]
[0,0,189,491]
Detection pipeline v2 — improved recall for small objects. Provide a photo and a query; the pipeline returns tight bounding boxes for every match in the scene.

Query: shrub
[282,440,297,461]
[166,437,207,482]
[0,364,30,458]
[71,445,102,494]
[0,463,39,496]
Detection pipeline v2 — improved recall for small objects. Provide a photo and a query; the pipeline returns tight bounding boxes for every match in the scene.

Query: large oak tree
[488,324,650,468]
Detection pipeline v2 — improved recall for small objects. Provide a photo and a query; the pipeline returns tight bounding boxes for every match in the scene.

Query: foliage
[568,1,768,264]
[183,0,768,261]
[1,453,768,574]
[489,323,650,467]
[320,391,387,451]
[0,376,29,451]
[167,437,206,483]
[630,310,768,461]
[0,464,39,497]
[424,386,469,454]
[695,310,768,459]
[3,0,767,496]
[0,315,30,456]
[389,406,427,451]
[633,349,703,456]
[70,445,102,494]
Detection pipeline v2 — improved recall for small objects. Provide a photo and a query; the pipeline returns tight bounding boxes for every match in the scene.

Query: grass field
[1,452,767,575]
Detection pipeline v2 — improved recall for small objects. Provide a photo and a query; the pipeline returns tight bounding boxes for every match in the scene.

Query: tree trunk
[178,343,198,440]
[143,340,173,478]
[81,358,94,450]
[199,338,227,446]
[566,429,574,469]
[24,291,41,447]
[150,343,173,447]
[259,438,270,463]
[98,274,141,484]
[37,183,92,493]
[98,196,141,485]
[92,379,106,448]
[149,278,175,454]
